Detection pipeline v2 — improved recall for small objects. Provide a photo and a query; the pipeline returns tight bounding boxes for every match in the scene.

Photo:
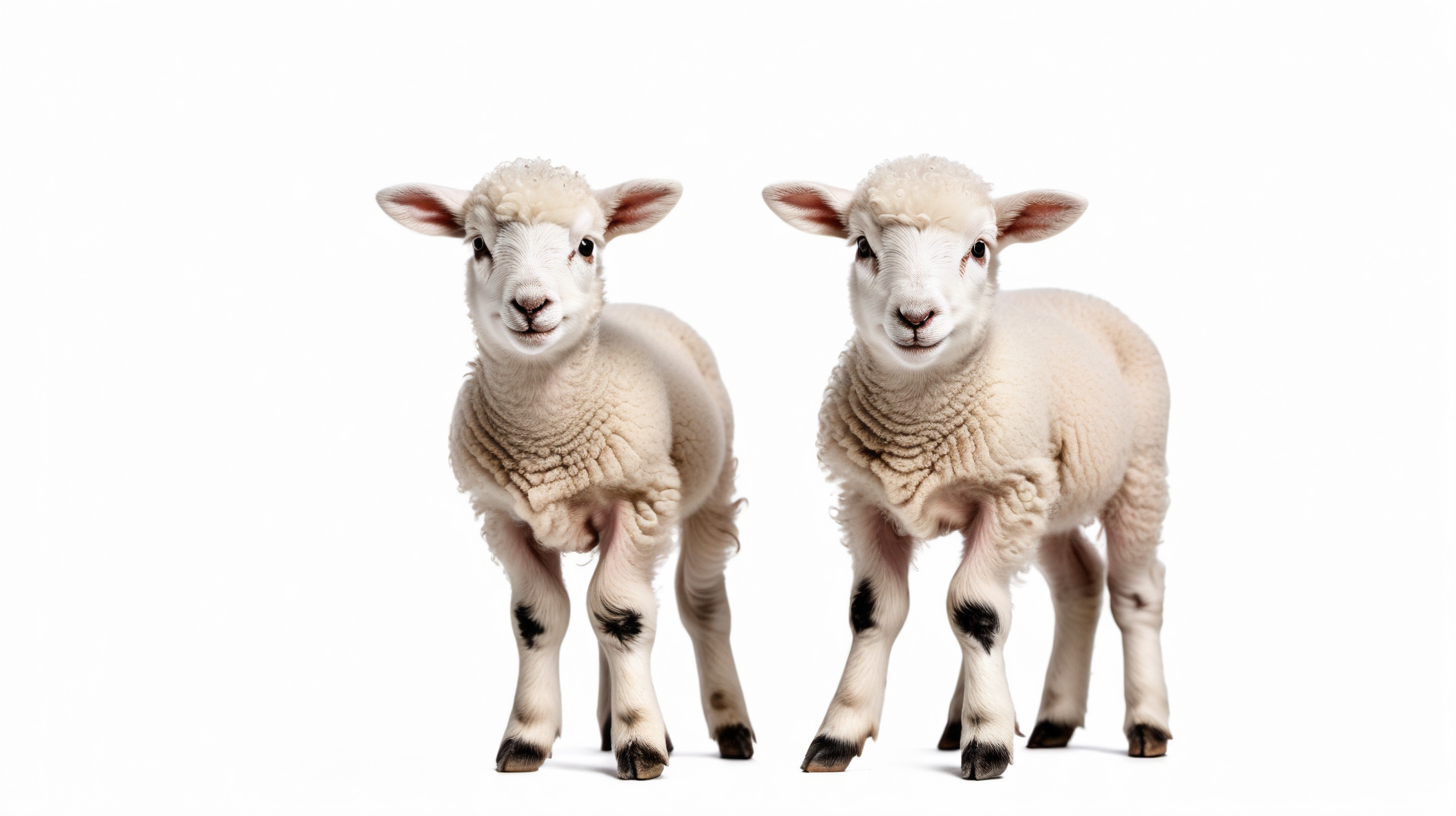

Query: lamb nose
[513,295,550,315]
[899,308,933,328]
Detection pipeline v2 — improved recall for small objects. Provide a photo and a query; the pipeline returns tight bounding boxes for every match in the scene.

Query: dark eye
[970,240,986,259]
[472,237,490,260]
[579,238,594,258]
[856,237,875,259]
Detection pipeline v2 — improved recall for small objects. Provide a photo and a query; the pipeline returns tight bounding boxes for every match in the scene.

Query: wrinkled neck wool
[456,332,636,514]
[822,336,1002,512]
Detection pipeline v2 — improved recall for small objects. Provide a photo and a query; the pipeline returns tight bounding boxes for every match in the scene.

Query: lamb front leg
[801,493,914,772]
[482,513,569,773]
[946,509,1026,780]
[589,502,671,780]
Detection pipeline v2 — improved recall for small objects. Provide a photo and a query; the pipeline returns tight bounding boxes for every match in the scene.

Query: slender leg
[482,512,569,773]
[676,460,754,759]
[946,507,1024,780]
[938,662,966,749]
[801,493,914,772]
[1028,528,1106,748]
[589,501,671,780]
[597,645,612,750]
[1103,456,1173,757]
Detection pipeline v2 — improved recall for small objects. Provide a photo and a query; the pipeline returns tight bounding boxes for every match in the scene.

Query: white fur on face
[848,217,999,371]
[466,220,604,360]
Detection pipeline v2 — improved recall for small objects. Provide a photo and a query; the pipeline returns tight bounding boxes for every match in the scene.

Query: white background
[2,2,1453,814]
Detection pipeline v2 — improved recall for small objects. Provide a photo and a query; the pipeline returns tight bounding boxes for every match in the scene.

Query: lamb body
[822,288,1165,546]
[379,159,754,781]
[453,303,731,552]
[766,156,1173,780]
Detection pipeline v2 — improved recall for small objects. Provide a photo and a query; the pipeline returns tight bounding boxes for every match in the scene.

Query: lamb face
[849,221,998,370]
[464,218,605,360]
[764,155,1088,374]
[378,158,681,365]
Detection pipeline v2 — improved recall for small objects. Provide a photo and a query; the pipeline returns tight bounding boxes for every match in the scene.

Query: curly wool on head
[852,155,994,233]
[464,157,607,233]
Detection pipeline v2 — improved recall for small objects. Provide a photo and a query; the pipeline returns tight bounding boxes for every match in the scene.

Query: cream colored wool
[467,157,608,236]
[764,156,1174,780]
[377,161,754,781]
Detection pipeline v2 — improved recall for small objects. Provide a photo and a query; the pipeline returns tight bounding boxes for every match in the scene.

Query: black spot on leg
[595,603,644,645]
[850,578,876,633]
[514,604,545,649]
[953,600,999,654]
[709,691,730,711]
[1132,592,1146,610]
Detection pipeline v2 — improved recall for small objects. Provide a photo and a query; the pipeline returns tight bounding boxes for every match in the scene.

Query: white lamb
[764,156,1172,779]
[377,159,754,780]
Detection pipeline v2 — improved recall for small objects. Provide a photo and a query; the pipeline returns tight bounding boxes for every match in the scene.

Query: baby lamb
[763,156,1172,779]
[377,159,754,780]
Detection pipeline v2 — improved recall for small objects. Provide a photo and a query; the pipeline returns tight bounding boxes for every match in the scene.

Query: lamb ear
[376,184,471,238]
[761,182,851,239]
[596,179,682,242]
[993,190,1088,246]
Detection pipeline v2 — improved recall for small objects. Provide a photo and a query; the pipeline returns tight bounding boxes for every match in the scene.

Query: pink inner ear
[610,190,666,228]
[395,191,458,231]
[777,190,843,232]
[1009,202,1066,235]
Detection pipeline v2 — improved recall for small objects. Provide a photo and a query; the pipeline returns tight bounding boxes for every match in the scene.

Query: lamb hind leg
[590,502,672,780]
[938,663,966,749]
[1028,528,1105,749]
[802,494,914,773]
[676,473,754,759]
[482,513,569,773]
[1103,459,1172,757]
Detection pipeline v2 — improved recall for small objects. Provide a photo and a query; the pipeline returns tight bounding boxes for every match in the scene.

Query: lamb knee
[952,599,1000,653]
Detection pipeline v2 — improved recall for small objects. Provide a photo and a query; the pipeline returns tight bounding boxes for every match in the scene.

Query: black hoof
[616,741,667,780]
[937,721,961,750]
[600,719,611,751]
[665,730,674,755]
[495,738,546,773]
[1127,724,1169,758]
[801,734,858,772]
[960,740,1010,780]
[1026,720,1077,749]
[716,724,754,759]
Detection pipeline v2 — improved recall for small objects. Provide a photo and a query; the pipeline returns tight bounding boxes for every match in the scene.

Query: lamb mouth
[893,337,943,353]
[510,324,560,345]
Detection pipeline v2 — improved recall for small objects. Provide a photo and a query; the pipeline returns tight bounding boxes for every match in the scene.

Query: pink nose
[512,295,550,317]
[898,308,934,328]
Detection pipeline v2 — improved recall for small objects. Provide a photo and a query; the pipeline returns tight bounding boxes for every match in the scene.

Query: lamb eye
[856,237,875,259]
[472,237,490,259]
[970,240,986,259]
[579,238,594,258]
